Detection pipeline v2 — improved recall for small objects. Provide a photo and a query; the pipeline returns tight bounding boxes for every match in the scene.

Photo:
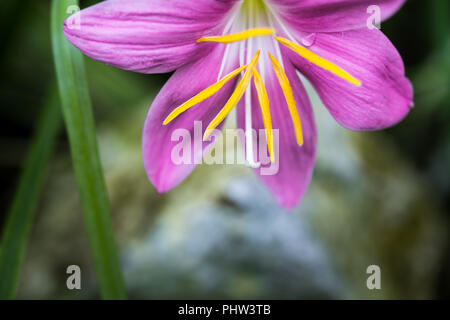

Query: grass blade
[0,87,61,300]
[50,0,126,299]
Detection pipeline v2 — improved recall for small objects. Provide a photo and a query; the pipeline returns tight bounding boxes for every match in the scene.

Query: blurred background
[0,0,449,299]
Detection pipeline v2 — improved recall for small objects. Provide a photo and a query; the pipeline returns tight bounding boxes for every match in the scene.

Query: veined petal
[284,28,413,131]
[268,0,407,32]
[237,47,317,210]
[143,45,239,192]
[63,0,238,73]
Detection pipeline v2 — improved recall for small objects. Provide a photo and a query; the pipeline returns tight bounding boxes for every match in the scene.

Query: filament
[268,52,304,146]
[197,28,275,44]
[274,36,362,86]
[253,69,274,162]
[203,50,261,140]
[163,64,248,125]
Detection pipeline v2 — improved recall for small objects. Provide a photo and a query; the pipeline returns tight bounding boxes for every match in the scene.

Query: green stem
[429,0,450,50]
[50,0,126,299]
[0,86,61,300]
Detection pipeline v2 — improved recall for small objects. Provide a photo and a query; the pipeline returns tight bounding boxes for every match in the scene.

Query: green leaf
[0,86,61,300]
[50,0,126,299]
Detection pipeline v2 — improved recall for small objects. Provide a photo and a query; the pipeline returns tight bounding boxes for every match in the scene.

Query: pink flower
[64,0,413,209]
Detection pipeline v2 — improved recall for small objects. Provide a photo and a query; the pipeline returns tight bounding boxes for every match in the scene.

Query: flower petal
[143,45,239,192]
[237,50,317,209]
[285,28,413,130]
[63,0,238,73]
[268,0,406,32]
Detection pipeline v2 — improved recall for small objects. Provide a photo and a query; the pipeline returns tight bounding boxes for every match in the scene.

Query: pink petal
[143,45,239,192]
[237,52,317,210]
[63,0,238,73]
[269,0,406,32]
[285,28,413,131]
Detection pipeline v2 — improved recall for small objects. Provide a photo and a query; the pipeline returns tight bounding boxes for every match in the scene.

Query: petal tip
[279,200,299,211]
[152,180,171,194]
[62,17,77,44]
[62,18,70,35]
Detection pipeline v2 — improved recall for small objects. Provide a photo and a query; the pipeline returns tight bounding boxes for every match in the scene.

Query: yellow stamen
[197,28,275,44]
[268,52,304,146]
[274,36,362,87]
[163,64,249,125]
[253,69,275,163]
[203,50,261,140]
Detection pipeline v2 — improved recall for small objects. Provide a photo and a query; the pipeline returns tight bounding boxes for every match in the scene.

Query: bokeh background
[0,0,449,299]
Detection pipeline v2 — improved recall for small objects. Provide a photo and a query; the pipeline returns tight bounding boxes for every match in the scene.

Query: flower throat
[163,0,362,164]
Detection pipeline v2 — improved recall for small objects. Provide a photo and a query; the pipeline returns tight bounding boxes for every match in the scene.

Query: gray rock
[123,176,347,299]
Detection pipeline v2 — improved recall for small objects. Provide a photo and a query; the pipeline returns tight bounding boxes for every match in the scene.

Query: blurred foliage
[0,0,449,299]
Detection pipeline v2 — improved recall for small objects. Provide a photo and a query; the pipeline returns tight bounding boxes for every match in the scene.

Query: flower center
[163,0,361,164]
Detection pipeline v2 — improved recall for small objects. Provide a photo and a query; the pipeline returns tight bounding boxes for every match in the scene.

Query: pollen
[203,50,261,141]
[268,52,304,146]
[274,36,362,87]
[197,28,275,44]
